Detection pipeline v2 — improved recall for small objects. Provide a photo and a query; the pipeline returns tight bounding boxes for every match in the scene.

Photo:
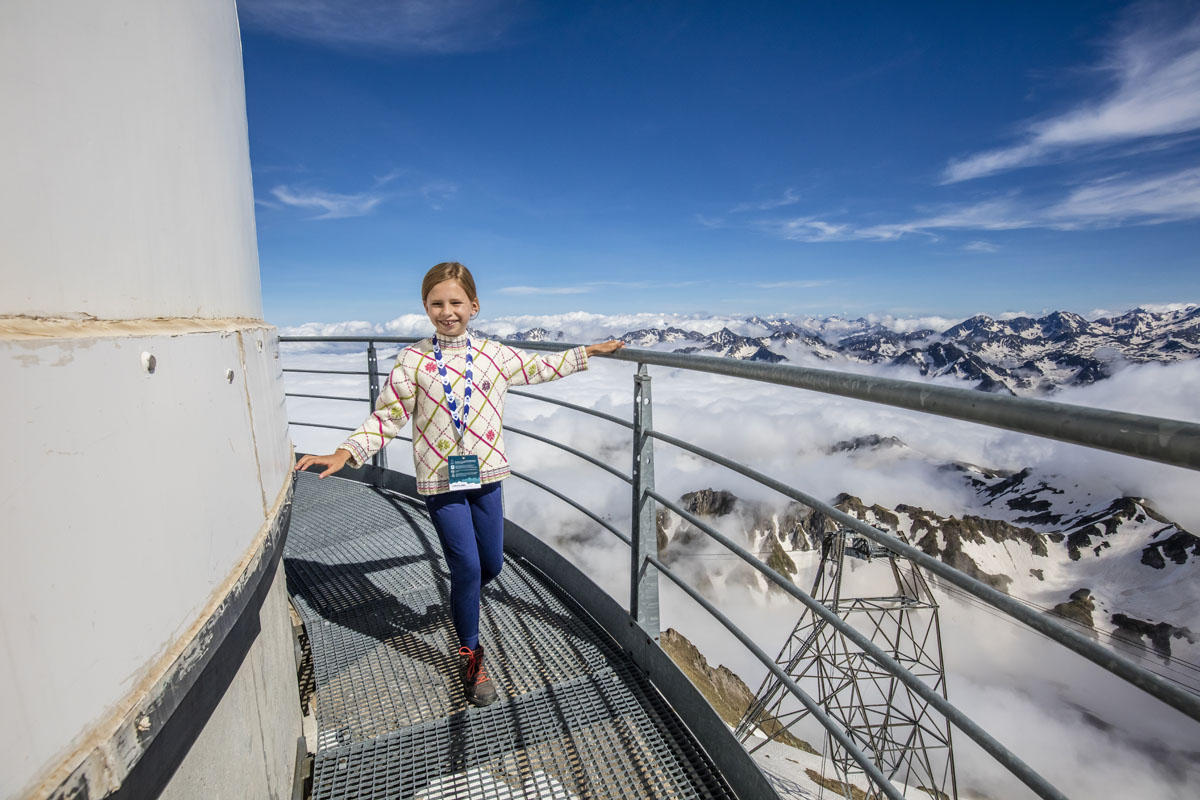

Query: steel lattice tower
[736,529,958,799]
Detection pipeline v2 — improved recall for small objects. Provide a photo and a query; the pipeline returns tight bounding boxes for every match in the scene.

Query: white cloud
[419,180,458,210]
[373,168,407,187]
[1047,165,1200,225]
[1127,301,1200,314]
[765,165,1200,241]
[753,280,834,289]
[862,198,1037,239]
[272,310,755,341]
[496,285,593,296]
[237,0,528,53]
[280,313,445,340]
[371,169,458,209]
[282,305,1200,349]
[475,310,765,339]
[382,314,439,337]
[761,217,861,242]
[743,8,1200,247]
[732,188,804,213]
[270,185,383,219]
[759,199,1033,243]
[496,280,701,297]
[282,305,1200,346]
[591,280,704,290]
[943,4,1200,182]
[863,313,963,333]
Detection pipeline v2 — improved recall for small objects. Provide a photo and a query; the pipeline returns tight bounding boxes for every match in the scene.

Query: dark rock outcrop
[659,628,816,753]
[1142,530,1200,568]
[1111,614,1197,660]
[682,488,738,517]
[897,504,1051,593]
[828,434,906,454]
[1050,588,1097,633]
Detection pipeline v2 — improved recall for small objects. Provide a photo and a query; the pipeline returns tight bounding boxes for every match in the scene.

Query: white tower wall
[0,1,262,319]
[0,2,299,798]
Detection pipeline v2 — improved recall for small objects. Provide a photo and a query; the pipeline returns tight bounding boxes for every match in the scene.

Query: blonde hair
[421,262,478,303]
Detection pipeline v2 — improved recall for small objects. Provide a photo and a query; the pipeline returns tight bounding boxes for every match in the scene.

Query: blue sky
[240,1,1200,327]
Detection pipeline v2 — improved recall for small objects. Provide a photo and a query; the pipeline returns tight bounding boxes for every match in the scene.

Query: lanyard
[431,335,473,440]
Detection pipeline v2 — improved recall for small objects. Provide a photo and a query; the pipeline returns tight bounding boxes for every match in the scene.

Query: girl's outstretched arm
[502,343,583,386]
[295,449,352,478]
[337,349,420,467]
[585,340,625,356]
[501,339,622,388]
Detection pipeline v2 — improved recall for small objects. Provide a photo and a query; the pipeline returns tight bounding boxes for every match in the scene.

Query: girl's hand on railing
[585,340,625,356]
[295,449,352,478]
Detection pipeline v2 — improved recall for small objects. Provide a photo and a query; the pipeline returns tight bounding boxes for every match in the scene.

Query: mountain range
[496,305,1200,394]
[648,430,1200,798]
[655,434,1200,670]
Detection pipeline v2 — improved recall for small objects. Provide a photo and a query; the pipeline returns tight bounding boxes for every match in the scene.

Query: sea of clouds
[281,309,966,341]
[281,309,1200,799]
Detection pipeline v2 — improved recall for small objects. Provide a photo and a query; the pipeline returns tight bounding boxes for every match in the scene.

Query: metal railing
[279,334,1200,800]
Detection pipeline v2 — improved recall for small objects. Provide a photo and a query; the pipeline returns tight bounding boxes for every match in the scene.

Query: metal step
[287,472,736,799]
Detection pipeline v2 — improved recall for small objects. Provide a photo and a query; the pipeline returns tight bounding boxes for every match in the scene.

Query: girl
[294,262,624,706]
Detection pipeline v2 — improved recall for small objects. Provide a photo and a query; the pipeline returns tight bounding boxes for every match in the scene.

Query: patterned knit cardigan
[338,333,588,495]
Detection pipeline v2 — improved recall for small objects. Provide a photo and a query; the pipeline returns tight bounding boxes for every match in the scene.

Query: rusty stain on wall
[237,329,271,518]
[0,316,266,340]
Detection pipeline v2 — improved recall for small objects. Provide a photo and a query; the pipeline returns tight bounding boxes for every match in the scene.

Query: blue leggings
[423,481,504,650]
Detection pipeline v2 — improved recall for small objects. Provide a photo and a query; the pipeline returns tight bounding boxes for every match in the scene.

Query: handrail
[288,421,356,432]
[279,334,1200,800]
[508,388,635,430]
[510,468,631,546]
[519,340,1200,472]
[506,425,633,484]
[649,489,1065,800]
[286,392,368,403]
[279,335,1200,471]
[648,551,909,800]
[282,367,372,376]
[646,428,1200,721]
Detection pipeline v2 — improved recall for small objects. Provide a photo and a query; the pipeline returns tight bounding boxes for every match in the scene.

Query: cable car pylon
[736,523,959,799]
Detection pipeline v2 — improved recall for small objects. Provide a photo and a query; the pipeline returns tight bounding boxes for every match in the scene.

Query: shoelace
[458,646,490,684]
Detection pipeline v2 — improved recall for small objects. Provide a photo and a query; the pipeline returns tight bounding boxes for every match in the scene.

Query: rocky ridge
[490,304,1200,394]
[658,628,816,753]
[655,440,1199,664]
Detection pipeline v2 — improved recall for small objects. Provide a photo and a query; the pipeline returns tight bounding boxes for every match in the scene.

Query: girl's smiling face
[423,279,479,338]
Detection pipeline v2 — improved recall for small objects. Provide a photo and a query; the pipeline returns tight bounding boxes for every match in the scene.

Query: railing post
[631,363,660,638]
[366,340,387,470]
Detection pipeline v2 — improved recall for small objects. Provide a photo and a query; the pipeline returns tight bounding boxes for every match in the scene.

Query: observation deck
[281,335,1200,800]
[288,468,742,799]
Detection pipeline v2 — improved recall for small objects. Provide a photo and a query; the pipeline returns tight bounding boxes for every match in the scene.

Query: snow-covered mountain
[649,440,1198,799]
[615,326,706,348]
[673,327,788,363]
[484,304,1200,394]
[655,435,1200,667]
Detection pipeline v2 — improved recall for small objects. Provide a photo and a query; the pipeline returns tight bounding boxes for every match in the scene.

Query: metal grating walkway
[286,472,738,800]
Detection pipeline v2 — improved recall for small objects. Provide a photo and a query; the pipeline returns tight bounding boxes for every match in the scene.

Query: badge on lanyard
[433,335,482,490]
[447,454,482,490]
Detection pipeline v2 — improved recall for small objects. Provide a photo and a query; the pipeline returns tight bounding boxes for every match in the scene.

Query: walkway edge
[306,460,780,800]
